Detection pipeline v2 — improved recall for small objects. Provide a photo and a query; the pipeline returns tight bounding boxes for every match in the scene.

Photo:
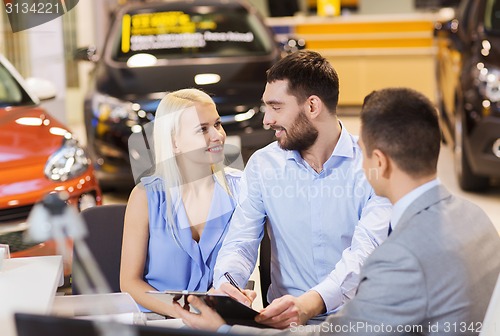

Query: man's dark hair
[361,87,441,177]
[266,50,339,113]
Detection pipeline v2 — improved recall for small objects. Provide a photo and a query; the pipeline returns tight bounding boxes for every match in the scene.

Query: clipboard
[146,290,266,328]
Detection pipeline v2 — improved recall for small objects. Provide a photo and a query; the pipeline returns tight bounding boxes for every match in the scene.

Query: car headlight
[91,92,138,122]
[44,136,90,182]
[476,63,500,102]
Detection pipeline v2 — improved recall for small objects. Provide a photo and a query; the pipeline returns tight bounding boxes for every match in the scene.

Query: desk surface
[0,256,63,336]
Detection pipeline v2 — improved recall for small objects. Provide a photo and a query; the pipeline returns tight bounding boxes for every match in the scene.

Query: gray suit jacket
[233,185,500,335]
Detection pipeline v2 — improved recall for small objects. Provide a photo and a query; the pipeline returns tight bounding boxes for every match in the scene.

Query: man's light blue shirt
[390,178,440,230]
[213,124,392,312]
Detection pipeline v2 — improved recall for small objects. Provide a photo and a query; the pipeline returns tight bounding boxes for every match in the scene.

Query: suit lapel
[395,185,452,233]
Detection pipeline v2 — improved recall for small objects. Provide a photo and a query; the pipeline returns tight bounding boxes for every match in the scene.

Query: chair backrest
[258,220,271,307]
[480,272,500,336]
[72,204,127,294]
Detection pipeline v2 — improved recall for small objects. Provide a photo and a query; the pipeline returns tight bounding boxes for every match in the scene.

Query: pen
[224,272,244,293]
[224,272,253,305]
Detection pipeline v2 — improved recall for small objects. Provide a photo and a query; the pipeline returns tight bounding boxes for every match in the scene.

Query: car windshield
[0,62,33,107]
[111,5,274,62]
[485,0,500,34]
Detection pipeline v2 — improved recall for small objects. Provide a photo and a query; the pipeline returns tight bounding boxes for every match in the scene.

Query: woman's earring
[173,140,181,154]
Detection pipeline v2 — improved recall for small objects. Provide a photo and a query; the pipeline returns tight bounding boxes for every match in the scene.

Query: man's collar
[285,120,354,164]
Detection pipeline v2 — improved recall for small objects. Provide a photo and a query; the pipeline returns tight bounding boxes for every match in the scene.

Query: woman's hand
[173,295,226,331]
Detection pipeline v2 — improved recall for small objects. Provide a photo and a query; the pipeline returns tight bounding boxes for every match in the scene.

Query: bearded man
[212,50,392,328]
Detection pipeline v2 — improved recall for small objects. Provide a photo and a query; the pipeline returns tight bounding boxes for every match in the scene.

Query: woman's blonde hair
[153,88,231,233]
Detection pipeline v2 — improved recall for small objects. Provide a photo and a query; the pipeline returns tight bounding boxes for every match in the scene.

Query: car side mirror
[25,77,57,101]
[74,46,98,62]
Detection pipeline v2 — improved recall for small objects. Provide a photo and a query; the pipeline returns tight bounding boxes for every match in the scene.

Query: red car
[0,53,102,278]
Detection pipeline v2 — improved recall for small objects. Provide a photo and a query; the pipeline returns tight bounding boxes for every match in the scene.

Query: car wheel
[454,115,489,191]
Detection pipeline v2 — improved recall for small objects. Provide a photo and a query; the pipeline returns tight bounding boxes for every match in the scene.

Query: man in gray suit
[174,88,500,335]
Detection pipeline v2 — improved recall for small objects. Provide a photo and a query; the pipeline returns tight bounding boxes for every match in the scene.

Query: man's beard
[277,109,318,151]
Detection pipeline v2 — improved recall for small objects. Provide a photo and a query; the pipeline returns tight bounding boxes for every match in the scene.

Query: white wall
[359,0,416,14]
[27,18,67,123]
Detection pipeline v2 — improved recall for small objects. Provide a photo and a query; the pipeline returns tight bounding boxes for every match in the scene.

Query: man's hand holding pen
[212,272,257,307]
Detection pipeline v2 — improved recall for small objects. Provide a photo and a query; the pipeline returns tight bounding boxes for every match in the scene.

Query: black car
[435,0,500,191]
[76,0,280,188]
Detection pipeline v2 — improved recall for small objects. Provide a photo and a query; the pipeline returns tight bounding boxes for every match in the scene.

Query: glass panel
[485,0,500,33]
[111,6,273,62]
[0,63,29,106]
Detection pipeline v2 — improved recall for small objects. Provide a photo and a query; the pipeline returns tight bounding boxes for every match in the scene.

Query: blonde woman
[120,88,241,317]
